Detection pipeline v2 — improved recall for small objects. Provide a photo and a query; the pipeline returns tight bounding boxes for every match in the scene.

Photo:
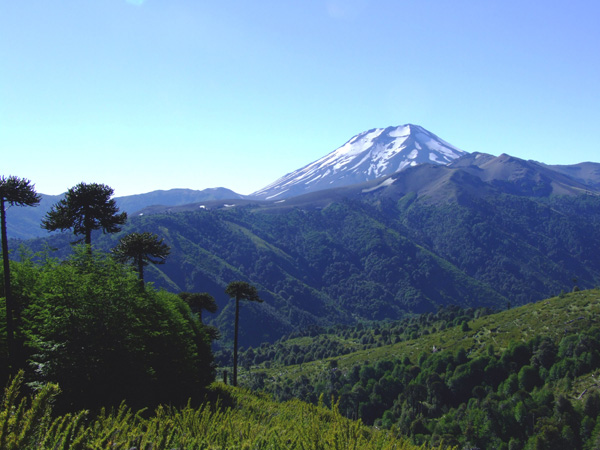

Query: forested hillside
[230,304,494,369]
[238,290,600,449]
[11,152,600,354]
[23,189,600,349]
[1,178,445,449]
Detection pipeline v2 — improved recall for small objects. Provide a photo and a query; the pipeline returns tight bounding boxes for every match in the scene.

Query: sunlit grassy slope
[244,289,600,388]
[0,371,451,449]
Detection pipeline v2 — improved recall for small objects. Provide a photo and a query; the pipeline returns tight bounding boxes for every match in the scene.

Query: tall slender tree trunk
[85,228,92,254]
[0,198,14,368]
[233,296,240,386]
[84,210,92,254]
[137,255,145,288]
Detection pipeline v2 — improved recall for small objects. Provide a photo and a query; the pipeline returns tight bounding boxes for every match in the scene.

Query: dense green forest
[0,249,454,450]
[237,290,600,449]
[227,304,494,369]
[0,248,216,412]
[24,192,600,349]
[3,253,598,449]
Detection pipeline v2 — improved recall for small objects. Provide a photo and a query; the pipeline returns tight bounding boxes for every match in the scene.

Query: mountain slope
[30,185,597,347]
[258,151,600,208]
[250,124,466,200]
[247,289,600,383]
[111,202,507,346]
[242,290,600,448]
[123,154,600,343]
[450,152,595,196]
[115,187,243,214]
[22,151,600,348]
[542,161,600,190]
[5,193,64,240]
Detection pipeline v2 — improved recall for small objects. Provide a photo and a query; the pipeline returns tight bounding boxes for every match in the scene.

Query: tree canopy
[41,182,127,247]
[112,231,170,286]
[14,247,215,411]
[178,291,218,323]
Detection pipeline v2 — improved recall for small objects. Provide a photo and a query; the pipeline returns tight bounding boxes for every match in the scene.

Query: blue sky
[2,1,599,197]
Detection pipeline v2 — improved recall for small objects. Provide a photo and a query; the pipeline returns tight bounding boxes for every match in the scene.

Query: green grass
[0,371,453,449]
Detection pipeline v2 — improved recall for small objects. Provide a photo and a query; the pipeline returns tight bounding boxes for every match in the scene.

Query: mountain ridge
[7,124,600,239]
[129,151,600,217]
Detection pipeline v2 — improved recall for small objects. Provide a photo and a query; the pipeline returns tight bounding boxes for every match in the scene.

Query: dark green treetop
[178,292,218,323]
[113,231,170,286]
[41,182,127,247]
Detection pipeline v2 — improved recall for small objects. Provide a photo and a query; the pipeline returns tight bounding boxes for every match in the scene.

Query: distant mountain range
[125,151,600,215]
[7,187,243,240]
[16,123,600,348]
[10,124,600,240]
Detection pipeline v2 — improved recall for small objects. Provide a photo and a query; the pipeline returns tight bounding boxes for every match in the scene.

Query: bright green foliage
[0,371,449,450]
[41,182,127,247]
[11,247,214,411]
[0,371,67,450]
[234,304,488,370]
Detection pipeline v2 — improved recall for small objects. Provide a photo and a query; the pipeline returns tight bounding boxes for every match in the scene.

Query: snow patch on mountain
[361,177,395,193]
[252,124,467,200]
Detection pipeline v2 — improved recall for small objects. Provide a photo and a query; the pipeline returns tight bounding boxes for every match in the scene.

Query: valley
[4,123,600,449]
[236,290,600,448]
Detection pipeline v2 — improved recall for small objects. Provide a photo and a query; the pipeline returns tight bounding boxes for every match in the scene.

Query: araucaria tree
[225,281,263,386]
[178,292,218,324]
[41,182,127,249]
[0,176,41,367]
[113,232,170,287]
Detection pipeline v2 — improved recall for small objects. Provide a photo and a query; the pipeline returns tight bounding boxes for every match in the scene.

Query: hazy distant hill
[6,193,64,240]
[542,161,600,190]
[115,187,244,215]
[138,152,600,213]
[7,187,243,239]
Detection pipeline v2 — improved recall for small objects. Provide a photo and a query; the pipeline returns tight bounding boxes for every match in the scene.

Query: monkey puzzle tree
[0,176,41,367]
[179,291,220,342]
[113,232,170,287]
[225,281,263,386]
[42,182,127,251]
[178,292,217,324]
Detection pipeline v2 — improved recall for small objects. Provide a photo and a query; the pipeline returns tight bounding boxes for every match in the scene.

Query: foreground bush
[0,371,453,449]
[2,247,215,411]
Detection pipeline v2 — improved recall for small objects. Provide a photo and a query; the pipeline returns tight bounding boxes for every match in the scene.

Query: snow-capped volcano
[251,124,467,200]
